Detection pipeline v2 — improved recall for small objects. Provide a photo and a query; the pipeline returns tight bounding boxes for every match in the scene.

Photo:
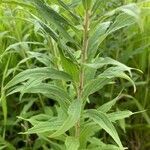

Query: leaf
[30,13,59,41]
[4,67,72,90]
[49,100,82,138]
[84,109,123,149]
[83,64,136,101]
[88,137,120,150]
[57,0,80,22]
[21,117,62,134]
[5,41,43,52]
[39,21,59,42]
[107,13,137,34]
[58,43,79,82]
[88,22,110,59]
[108,110,133,122]
[88,3,142,60]
[82,77,111,100]
[82,0,92,10]
[65,136,79,150]
[9,83,71,111]
[86,57,132,76]
[92,0,103,14]
[1,0,34,9]
[0,136,15,150]
[31,0,76,43]
[80,122,100,149]
[99,66,136,92]
[97,94,121,113]
[118,3,141,25]
[0,94,7,126]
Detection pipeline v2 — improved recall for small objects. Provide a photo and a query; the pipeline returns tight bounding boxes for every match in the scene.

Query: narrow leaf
[65,136,79,150]
[85,109,123,149]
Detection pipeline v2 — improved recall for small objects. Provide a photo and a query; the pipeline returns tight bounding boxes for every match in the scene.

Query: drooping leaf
[86,57,132,76]
[99,66,136,92]
[9,83,71,111]
[84,109,123,149]
[107,13,136,34]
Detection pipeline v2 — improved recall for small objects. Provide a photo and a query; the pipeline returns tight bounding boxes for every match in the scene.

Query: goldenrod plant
[0,0,150,149]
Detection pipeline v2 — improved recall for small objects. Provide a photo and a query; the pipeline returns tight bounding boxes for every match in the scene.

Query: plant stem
[75,9,90,137]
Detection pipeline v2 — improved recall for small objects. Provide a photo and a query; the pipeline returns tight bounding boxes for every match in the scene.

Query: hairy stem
[75,9,90,137]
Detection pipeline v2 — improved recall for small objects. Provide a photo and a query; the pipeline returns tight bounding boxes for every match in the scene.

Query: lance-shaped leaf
[88,3,142,60]
[99,66,136,92]
[84,109,123,149]
[97,93,122,113]
[9,83,71,111]
[65,136,80,150]
[4,67,72,90]
[108,110,133,122]
[88,22,110,59]
[49,99,82,138]
[82,65,136,101]
[86,57,133,76]
[80,122,100,149]
[107,13,136,34]
[31,0,76,43]
[82,77,111,100]
[20,117,62,134]
[57,0,80,22]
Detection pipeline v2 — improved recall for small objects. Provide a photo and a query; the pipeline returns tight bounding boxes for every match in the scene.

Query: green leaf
[82,0,92,10]
[65,136,79,150]
[108,110,133,122]
[87,57,132,76]
[4,67,72,90]
[92,0,103,14]
[58,44,79,82]
[83,64,136,101]
[99,66,136,92]
[21,117,62,134]
[88,137,120,150]
[97,94,121,113]
[0,136,15,150]
[0,94,7,126]
[118,3,141,26]
[82,77,111,100]
[49,100,82,138]
[1,0,34,9]
[88,22,110,59]
[80,122,100,148]
[84,109,123,149]
[9,83,71,111]
[107,13,137,34]
[32,0,76,43]
[57,0,80,22]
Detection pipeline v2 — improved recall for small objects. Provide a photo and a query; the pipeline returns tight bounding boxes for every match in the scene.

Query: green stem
[75,9,90,137]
